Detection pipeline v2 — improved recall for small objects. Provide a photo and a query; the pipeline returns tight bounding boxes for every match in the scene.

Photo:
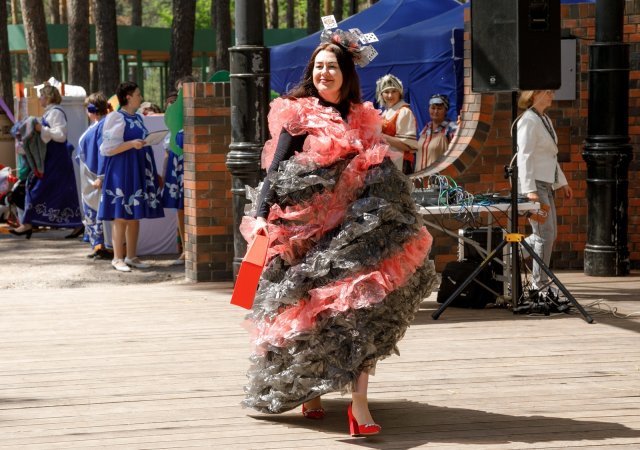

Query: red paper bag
[230,231,269,309]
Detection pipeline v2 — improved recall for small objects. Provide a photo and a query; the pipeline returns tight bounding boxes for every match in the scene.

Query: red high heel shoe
[302,403,325,420]
[347,403,381,437]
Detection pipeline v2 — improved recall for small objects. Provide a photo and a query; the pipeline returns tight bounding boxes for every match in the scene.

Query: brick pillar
[182,82,234,281]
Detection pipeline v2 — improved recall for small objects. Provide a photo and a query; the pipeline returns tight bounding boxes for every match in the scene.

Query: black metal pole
[510,91,521,306]
[226,0,270,277]
[582,0,632,276]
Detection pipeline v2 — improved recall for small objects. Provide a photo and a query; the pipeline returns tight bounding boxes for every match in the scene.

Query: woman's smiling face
[382,89,401,108]
[313,49,343,104]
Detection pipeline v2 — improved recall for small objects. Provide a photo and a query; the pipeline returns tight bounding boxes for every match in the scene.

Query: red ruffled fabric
[242,145,388,264]
[261,97,383,170]
[249,227,433,350]
[242,97,391,264]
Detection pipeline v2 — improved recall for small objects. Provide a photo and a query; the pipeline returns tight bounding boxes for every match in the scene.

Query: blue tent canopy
[270,0,465,131]
[363,6,465,129]
[270,0,595,131]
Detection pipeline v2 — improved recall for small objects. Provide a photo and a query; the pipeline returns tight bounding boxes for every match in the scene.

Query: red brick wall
[182,82,235,281]
[182,4,639,279]
[420,3,639,272]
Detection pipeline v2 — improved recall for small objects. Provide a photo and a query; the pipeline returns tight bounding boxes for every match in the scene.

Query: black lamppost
[226,0,270,277]
[582,0,632,276]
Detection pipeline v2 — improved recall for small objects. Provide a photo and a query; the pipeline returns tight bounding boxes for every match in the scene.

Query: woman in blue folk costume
[77,92,113,259]
[99,82,164,272]
[161,75,196,264]
[9,85,82,238]
[160,127,185,264]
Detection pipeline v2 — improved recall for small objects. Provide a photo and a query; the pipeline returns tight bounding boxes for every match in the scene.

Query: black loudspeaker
[462,227,503,276]
[471,0,561,92]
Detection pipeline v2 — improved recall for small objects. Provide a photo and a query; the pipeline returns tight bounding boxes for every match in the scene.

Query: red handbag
[230,230,269,309]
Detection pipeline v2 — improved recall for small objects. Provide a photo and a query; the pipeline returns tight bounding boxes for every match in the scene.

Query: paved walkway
[1,228,640,448]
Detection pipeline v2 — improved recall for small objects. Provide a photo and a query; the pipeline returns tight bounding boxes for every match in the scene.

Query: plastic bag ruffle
[242,100,438,415]
[261,97,383,170]
[242,260,437,414]
[250,227,432,349]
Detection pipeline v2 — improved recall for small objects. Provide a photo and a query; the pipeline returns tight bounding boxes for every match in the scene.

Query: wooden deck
[1,273,640,449]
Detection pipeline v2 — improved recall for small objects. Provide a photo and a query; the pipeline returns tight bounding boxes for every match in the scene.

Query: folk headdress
[319,15,379,68]
[375,74,404,105]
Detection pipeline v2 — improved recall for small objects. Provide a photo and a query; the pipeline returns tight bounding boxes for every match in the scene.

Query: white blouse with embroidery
[40,104,68,144]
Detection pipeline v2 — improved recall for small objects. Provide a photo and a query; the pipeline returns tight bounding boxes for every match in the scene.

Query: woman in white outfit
[517,89,573,290]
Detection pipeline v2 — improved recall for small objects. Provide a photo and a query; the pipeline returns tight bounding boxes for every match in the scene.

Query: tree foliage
[141,0,234,29]
[4,0,379,101]
[135,0,372,30]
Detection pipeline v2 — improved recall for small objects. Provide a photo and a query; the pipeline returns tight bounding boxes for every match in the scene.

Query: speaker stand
[431,92,593,324]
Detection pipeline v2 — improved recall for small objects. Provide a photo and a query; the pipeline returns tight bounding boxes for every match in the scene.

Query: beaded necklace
[530,107,556,142]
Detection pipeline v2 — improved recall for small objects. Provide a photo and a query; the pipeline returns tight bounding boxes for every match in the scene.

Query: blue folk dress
[77,118,108,247]
[98,110,164,221]
[161,131,184,210]
[22,105,82,227]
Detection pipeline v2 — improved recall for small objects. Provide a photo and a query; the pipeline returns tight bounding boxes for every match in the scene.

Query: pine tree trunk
[348,0,357,16]
[10,0,21,82]
[131,0,142,26]
[286,0,294,28]
[306,0,320,34]
[68,0,90,91]
[10,0,18,22]
[20,0,52,84]
[269,0,278,29]
[209,0,216,75]
[50,0,60,24]
[215,0,230,72]
[333,0,343,21]
[129,0,142,83]
[59,0,67,24]
[92,0,119,95]
[169,0,196,91]
[0,0,13,113]
[49,0,64,81]
[90,61,98,93]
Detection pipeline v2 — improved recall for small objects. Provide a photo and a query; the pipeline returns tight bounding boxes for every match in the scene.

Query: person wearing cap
[415,94,458,171]
[375,74,418,174]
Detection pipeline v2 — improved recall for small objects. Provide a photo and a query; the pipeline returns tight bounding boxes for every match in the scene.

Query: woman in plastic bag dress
[240,29,438,437]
